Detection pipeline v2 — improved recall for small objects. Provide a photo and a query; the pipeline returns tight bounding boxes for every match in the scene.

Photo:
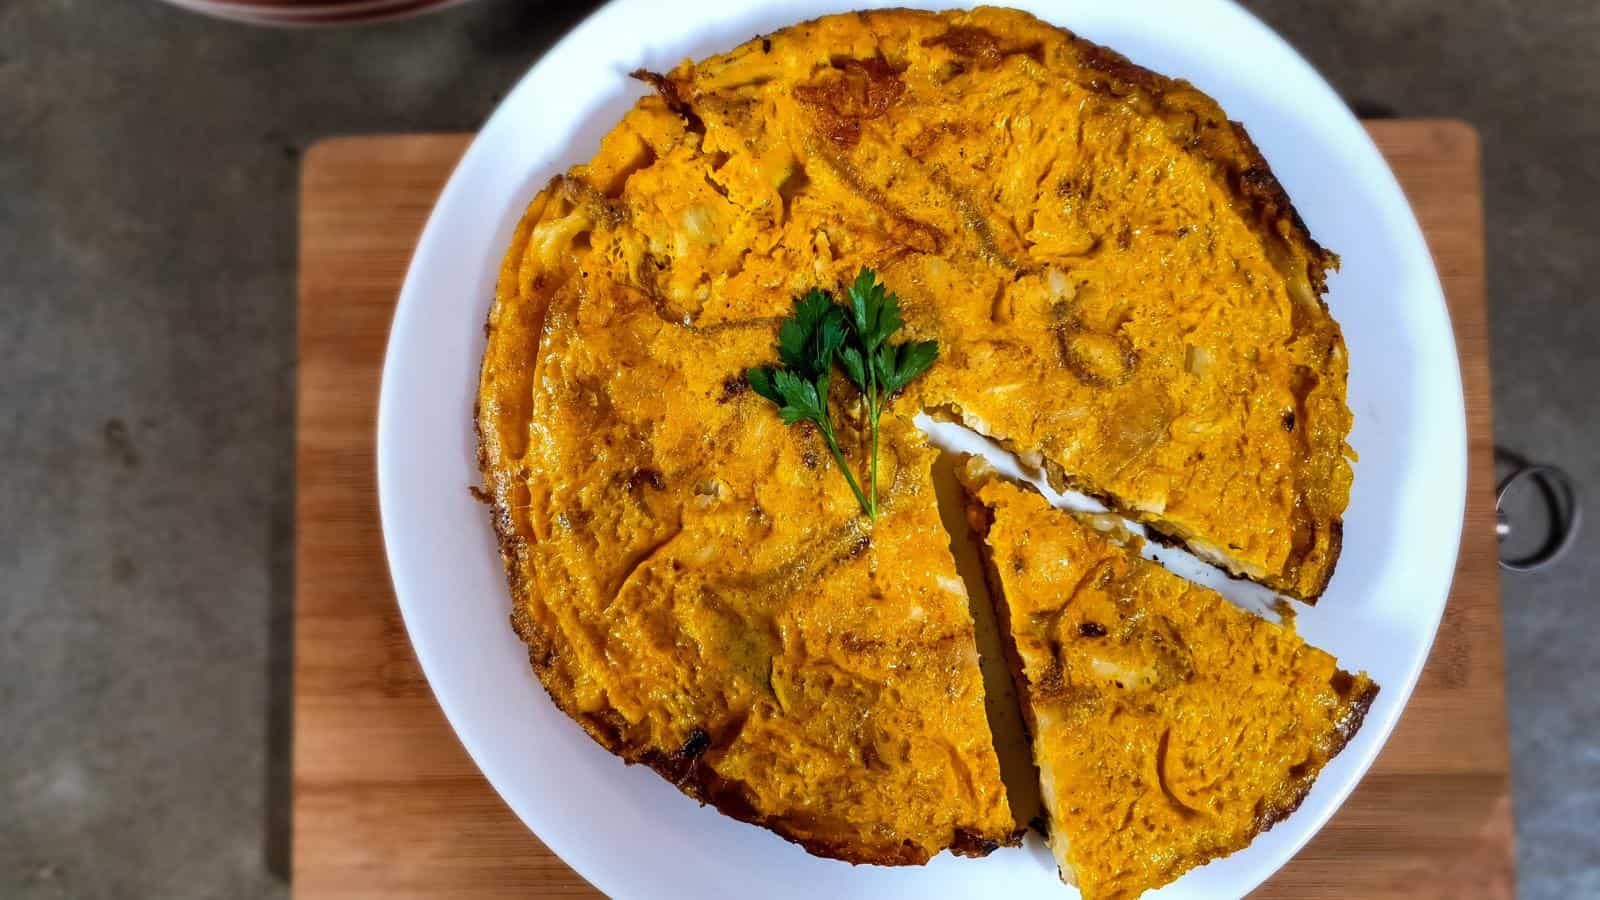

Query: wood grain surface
[293,121,1511,899]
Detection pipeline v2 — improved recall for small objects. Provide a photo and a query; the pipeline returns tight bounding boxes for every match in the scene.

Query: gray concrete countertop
[2,1,1595,897]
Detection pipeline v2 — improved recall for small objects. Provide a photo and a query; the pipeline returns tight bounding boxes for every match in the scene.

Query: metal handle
[1494,457,1581,572]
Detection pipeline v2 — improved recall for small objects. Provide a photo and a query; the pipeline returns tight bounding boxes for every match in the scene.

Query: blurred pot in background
[157,0,476,26]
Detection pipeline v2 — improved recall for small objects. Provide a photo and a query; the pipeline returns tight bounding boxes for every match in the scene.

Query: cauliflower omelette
[476,5,1359,872]
[960,459,1376,899]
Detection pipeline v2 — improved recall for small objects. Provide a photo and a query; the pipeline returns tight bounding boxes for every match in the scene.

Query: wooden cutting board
[294,121,1511,899]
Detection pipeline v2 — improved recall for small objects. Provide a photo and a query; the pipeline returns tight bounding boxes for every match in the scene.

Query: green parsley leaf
[745,366,783,406]
[770,368,826,425]
[881,339,939,395]
[846,266,904,353]
[839,346,868,393]
[777,288,837,377]
[812,308,847,378]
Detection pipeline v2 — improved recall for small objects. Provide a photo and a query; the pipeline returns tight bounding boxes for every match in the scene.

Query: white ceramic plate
[377,2,1466,897]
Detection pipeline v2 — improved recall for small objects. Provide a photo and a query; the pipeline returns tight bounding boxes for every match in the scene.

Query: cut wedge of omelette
[959,458,1377,899]
[476,4,1360,870]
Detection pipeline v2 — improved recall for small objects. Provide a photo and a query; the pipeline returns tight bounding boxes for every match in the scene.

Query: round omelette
[476,6,1354,867]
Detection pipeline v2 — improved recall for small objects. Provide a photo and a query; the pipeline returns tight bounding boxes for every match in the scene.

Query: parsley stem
[819,422,873,517]
[867,388,881,519]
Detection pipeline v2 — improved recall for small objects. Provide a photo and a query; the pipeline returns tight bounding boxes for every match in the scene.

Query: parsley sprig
[838,268,939,519]
[746,289,870,515]
[746,268,938,520]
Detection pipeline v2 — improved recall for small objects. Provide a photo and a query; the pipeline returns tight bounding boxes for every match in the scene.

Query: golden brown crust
[1303,518,1344,603]
[1252,675,1378,834]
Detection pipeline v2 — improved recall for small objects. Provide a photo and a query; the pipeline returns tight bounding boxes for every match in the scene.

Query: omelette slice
[958,459,1377,900]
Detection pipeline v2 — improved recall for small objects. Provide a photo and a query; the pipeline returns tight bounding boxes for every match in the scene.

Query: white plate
[377,2,1466,897]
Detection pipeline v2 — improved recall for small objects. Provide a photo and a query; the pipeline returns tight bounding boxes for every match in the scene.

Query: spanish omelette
[477,5,1356,869]
[959,459,1377,899]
